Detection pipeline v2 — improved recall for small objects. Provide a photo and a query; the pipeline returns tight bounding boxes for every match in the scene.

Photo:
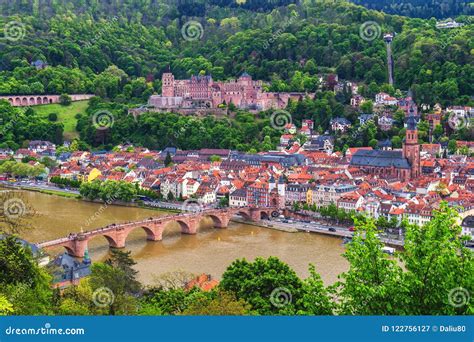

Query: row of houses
[2,136,473,235]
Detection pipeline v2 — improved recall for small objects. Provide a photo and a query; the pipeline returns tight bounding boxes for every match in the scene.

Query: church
[350,113,421,181]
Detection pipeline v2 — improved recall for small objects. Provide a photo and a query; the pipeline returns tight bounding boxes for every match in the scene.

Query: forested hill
[350,0,474,19]
[0,0,473,107]
[0,0,299,19]
[2,0,472,19]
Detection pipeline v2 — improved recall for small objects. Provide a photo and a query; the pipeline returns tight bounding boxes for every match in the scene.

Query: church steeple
[403,110,421,180]
[406,107,418,129]
[406,114,418,143]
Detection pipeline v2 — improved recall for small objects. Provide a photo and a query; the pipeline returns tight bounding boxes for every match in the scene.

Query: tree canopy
[0,0,472,107]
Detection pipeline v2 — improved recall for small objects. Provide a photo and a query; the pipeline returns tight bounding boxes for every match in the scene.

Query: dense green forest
[0,102,64,150]
[2,0,472,19]
[75,97,280,151]
[350,0,474,19]
[0,0,472,107]
[0,0,298,16]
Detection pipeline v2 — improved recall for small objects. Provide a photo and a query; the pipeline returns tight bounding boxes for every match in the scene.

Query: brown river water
[13,190,349,285]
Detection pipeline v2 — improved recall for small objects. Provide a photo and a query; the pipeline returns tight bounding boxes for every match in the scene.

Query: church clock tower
[403,113,421,180]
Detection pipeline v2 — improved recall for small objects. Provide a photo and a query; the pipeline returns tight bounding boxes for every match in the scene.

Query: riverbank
[14,185,80,199]
[231,218,298,233]
[13,190,350,285]
[297,225,404,248]
[0,182,181,212]
[3,183,377,243]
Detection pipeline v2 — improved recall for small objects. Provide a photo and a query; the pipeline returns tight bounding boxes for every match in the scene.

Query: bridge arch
[14,97,21,105]
[22,97,28,105]
[29,97,35,105]
[203,214,224,227]
[63,245,76,256]
[139,225,158,239]
[175,219,192,234]
[462,215,474,225]
[124,225,162,242]
[87,233,121,249]
[36,96,42,104]
[235,210,251,221]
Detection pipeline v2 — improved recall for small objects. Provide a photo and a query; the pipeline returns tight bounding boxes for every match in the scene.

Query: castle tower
[277,175,285,197]
[162,72,175,97]
[403,113,421,180]
[383,33,394,86]
[238,72,252,86]
[268,174,276,193]
[238,72,253,108]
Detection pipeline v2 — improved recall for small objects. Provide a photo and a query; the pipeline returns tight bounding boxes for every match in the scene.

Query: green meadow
[33,100,89,140]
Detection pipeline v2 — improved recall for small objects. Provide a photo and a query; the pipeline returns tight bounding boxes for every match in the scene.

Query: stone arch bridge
[36,207,278,257]
[0,94,94,107]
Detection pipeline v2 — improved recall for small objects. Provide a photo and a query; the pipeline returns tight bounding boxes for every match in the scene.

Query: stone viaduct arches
[0,94,94,107]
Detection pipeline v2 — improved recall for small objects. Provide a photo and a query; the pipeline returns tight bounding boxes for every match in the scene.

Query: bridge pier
[111,239,126,249]
[213,215,230,228]
[106,229,127,249]
[65,237,89,258]
[250,210,261,221]
[145,224,165,241]
[180,218,200,235]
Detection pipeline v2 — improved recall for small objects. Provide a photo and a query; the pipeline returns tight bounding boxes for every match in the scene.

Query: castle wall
[157,72,312,111]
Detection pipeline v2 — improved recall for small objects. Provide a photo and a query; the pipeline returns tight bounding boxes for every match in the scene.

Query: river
[12,190,349,285]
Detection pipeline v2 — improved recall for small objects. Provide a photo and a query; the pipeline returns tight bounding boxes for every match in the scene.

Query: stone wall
[0,94,94,106]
